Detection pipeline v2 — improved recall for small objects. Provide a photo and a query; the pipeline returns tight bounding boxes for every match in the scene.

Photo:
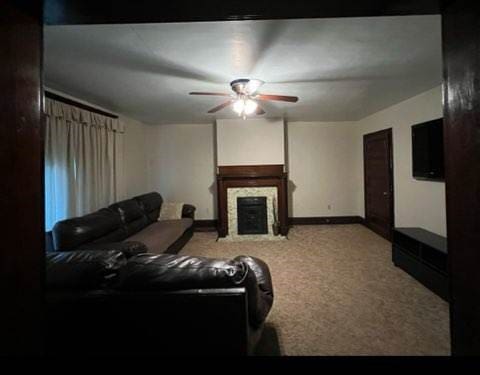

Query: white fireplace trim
[220,187,286,242]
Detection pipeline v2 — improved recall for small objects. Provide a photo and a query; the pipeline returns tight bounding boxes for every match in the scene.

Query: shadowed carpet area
[181,224,450,356]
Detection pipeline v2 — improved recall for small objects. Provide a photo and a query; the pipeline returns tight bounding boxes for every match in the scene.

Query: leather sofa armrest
[234,256,274,299]
[76,241,149,258]
[45,231,55,252]
[182,204,196,220]
[234,255,274,327]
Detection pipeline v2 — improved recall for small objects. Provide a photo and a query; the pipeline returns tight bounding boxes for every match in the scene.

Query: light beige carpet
[181,224,450,356]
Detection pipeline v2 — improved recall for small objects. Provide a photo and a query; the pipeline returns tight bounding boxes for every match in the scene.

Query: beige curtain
[44,98,125,230]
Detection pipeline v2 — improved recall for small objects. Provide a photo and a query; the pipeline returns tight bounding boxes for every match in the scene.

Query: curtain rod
[45,91,119,119]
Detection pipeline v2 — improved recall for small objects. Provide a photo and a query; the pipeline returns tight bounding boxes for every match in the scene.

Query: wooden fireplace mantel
[216,164,289,237]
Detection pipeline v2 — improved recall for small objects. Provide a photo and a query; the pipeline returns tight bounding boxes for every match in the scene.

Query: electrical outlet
[328,204,332,210]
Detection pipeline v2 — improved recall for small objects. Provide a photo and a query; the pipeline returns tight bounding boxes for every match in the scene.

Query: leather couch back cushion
[115,253,268,327]
[109,199,149,236]
[134,192,163,223]
[53,208,126,251]
[116,254,248,291]
[46,250,127,290]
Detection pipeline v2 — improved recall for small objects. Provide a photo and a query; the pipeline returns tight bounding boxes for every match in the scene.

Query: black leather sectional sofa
[49,192,195,255]
[45,192,274,356]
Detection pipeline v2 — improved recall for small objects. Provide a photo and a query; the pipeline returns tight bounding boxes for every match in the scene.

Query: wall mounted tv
[412,118,444,181]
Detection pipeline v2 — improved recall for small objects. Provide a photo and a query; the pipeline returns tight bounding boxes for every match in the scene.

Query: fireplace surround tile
[220,187,286,242]
[216,164,289,237]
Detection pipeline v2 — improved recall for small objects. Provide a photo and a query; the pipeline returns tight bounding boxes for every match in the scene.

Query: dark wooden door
[364,129,394,241]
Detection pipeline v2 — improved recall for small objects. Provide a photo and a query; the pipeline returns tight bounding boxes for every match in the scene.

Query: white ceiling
[44,15,442,125]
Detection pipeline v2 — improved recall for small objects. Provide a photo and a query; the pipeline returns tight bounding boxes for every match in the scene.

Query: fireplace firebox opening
[237,197,268,235]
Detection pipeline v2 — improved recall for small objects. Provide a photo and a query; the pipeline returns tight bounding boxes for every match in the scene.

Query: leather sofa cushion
[134,192,163,223]
[76,241,148,258]
[52,208,126,251]
[126,218,193,254]
[109,199,149,237]
[46,250,127,290]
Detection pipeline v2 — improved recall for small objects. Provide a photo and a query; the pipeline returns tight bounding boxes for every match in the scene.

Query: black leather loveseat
[48,192,195,255]
[46,248,274,356]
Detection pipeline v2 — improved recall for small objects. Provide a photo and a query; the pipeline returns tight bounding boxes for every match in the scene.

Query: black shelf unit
[392,227,449,302]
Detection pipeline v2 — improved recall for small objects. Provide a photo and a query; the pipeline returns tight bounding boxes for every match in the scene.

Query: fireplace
[237,197,268,235]
[216,165,289,238]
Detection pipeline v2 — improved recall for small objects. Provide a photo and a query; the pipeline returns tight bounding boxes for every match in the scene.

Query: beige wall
[352,86,446,236]
[287,121,358,217]
[146,123,216,220]
[145,120,359,221]
[216,118,285,166]
[122,117,149,198]
[145,120,360,220]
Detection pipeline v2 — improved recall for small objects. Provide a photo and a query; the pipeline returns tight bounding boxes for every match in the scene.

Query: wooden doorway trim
[442,1,480,355]
[363,128,394,241]
[0,1,44,356]
[3,0,480,357]
[43,0,442,25]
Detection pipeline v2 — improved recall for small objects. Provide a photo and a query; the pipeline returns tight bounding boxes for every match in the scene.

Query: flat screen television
[412,118,444,181]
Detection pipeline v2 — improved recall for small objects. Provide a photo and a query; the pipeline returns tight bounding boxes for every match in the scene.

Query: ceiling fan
[189,78,299,119]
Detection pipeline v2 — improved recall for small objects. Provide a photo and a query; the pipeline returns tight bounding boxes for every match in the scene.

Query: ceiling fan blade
[245,79,265,95]
[255,105,266,115]
[207,100,234,113]
[257,94,299,103]
[189,92,232,97]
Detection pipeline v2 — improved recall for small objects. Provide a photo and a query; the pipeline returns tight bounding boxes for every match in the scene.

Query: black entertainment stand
[392,227,449,301]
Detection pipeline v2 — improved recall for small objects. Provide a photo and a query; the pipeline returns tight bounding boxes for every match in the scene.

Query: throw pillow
[158,202,184,220]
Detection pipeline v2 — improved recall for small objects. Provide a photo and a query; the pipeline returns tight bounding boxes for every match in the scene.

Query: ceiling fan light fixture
[232,98,258,117]
[233,99,245,115]
[244,99,258,115]
[189,78,299,116]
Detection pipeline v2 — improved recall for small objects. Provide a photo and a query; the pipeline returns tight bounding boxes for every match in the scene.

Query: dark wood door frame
[3,0,480,356]
[1,0,44,356]
[363,128,394,241]
[442,1,480,355]
[43,0,442,25]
